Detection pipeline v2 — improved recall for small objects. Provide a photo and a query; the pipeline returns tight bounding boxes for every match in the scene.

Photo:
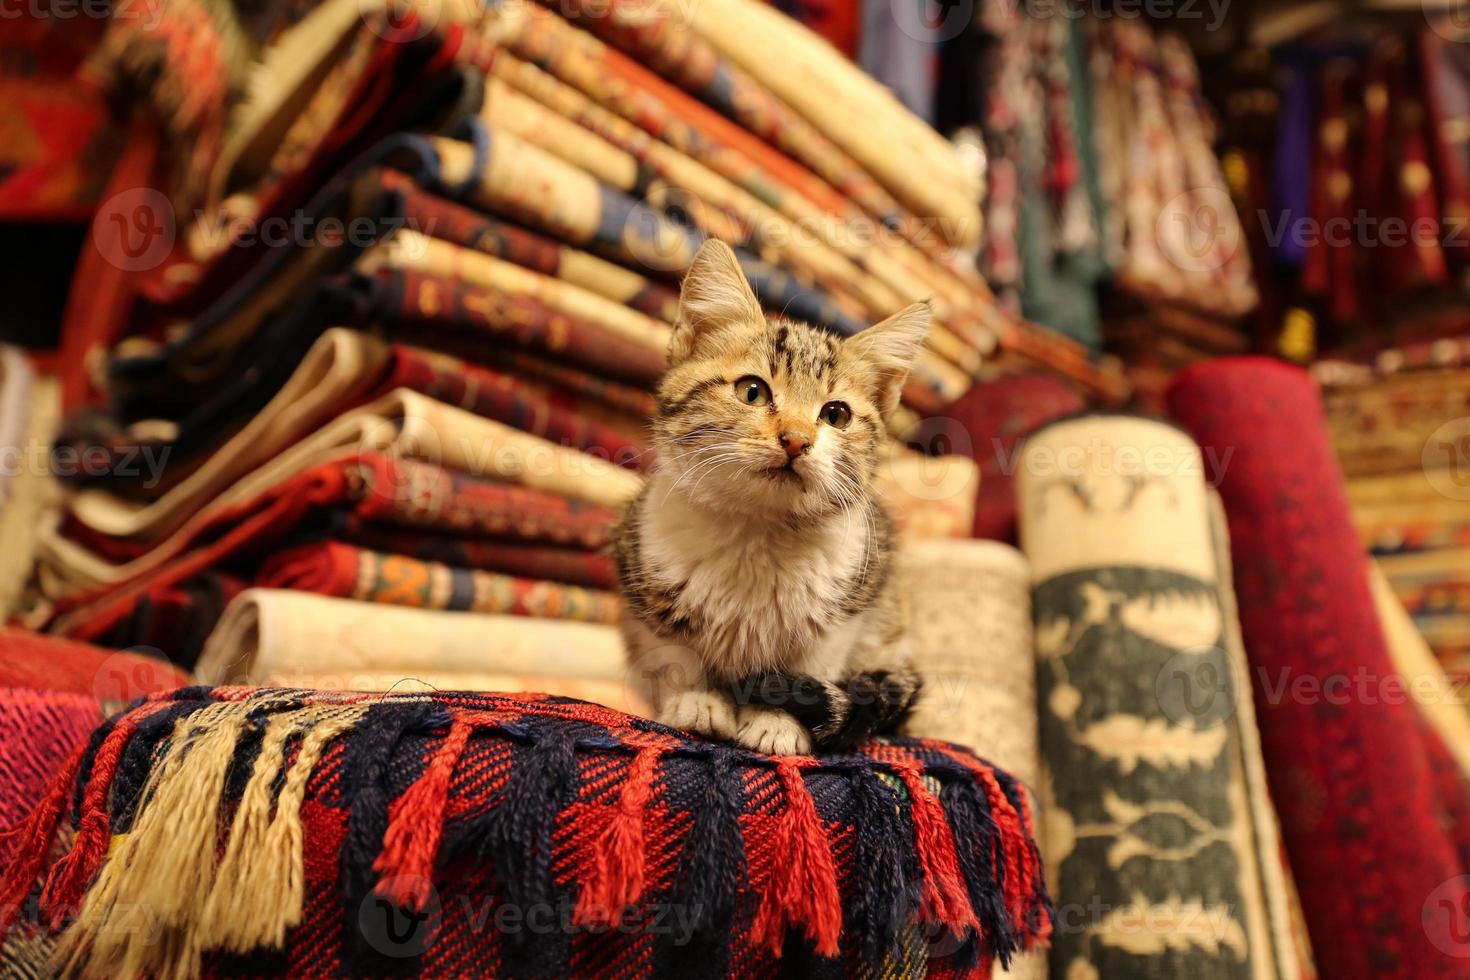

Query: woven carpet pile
[0,688,1051,978]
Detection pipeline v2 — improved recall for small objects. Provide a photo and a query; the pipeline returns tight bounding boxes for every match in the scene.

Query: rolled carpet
[1168,356,1469,978]
[0,628,190,703]
[934,372,1085,542]
[257,541,621,624]
[901,539,1038,788]
[0,688,1052,977]
[899,539,1049,980]
[194,588,628,685]
[1017,413,1305,979]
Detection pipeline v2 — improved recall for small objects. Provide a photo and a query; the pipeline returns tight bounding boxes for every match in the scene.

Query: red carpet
[1168,356,1470,977]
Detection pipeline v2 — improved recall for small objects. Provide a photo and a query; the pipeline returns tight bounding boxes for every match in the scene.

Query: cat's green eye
[821,401,852,429]
[734,376,772,406]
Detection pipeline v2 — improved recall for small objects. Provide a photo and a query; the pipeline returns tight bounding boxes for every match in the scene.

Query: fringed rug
[0,688,1052,978]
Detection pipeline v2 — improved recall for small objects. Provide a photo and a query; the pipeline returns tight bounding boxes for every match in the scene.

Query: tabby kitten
[614,239,927,755]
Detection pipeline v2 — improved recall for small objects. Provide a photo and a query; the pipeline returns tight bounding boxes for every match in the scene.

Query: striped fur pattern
[615,240,929,754]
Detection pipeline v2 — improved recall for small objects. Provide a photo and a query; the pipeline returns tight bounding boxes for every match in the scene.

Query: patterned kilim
[384,171,682,325]
[365,265,669,387]
[1018,414,1305,979]
[257,541,622,624]
[44,454,620,646]
[373,342,649,468]
[0,689,1052,978]
[334,523,618,590]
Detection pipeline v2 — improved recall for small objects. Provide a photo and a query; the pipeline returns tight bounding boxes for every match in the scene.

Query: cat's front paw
[659,689,739,740]
[735,706,812,756]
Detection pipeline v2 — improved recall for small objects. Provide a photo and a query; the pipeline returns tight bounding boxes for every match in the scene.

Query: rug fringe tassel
[996,770,1053,942]
[974,768,1028,936]
[0,742,89,935]
[198,711,301,951]
[667,748,744,939]
[939,745,1052,948]
[39,707,160,926]
[52,700,366,978]
[253,707,370,948]
[484,733,579,922]
[751,759,842,957]
[373,718,474,909]
[57,700,254,979]
[894,764,979,938]
[574,745,662,926]
[847,766,917,959]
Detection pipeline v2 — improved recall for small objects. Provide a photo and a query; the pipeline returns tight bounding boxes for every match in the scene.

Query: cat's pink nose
[779,431,810,459]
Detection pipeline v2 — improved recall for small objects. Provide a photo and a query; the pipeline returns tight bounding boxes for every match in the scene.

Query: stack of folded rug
[16,0,1130,682]
[1316,357,1470,680]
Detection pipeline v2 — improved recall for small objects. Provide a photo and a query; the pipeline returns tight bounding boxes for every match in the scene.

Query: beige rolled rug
[1017,414,1309,980]
[900,539,1048,980]
[1369,561,1470,777]
[369,222,673,353]
[195,588,647,714]
[901,539,1038,783]
[0,372,60,618]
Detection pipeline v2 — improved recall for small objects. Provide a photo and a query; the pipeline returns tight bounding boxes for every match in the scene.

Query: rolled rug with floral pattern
[1018,413,1308,980]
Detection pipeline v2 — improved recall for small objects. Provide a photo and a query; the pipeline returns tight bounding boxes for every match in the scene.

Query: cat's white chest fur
[639,480,871,677]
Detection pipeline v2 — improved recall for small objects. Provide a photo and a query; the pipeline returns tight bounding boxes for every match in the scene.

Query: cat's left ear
[670,239,765,365]
[849,301,931,416]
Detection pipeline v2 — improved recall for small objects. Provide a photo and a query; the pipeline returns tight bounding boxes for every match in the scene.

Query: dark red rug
[1168,356,1470,977]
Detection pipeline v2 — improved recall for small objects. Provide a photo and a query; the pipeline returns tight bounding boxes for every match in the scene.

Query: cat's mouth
[759,461,804,484]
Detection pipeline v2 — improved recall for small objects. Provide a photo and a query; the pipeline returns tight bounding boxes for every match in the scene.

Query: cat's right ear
[670,239,764,365]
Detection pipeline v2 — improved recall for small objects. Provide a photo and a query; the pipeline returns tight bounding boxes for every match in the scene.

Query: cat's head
[652,239,930,518]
